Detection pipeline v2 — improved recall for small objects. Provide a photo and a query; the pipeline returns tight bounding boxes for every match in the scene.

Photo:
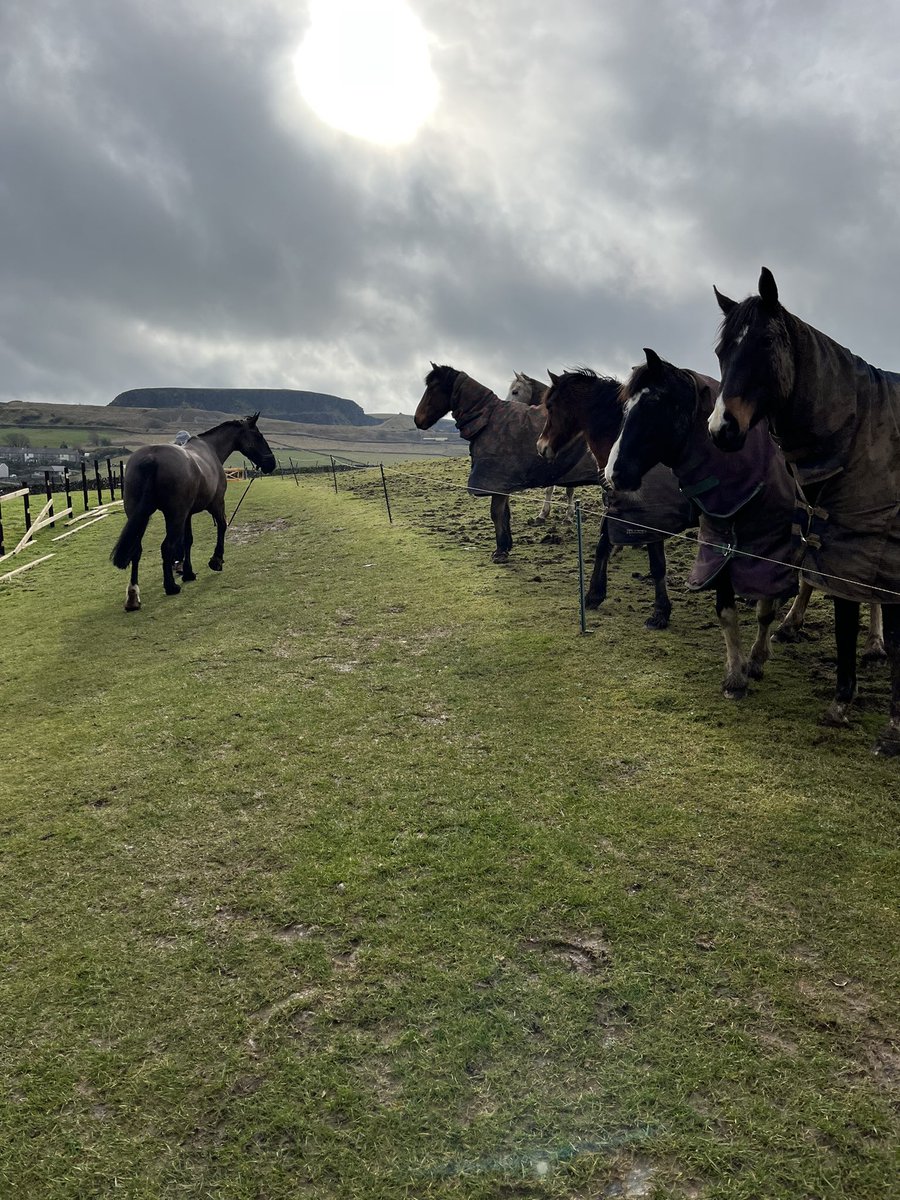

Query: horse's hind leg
[536,487,553,524]
[645,540,672,630]
[181,516,197,582]
[716,574,748,698]
[773,580,813,643]
[125,549,142,611]
[748,598,779,679]
[873,603,900,755]
[161,514,183,595]
[565,487,576,523]
[861,603,886,664]
[208,501,227,571]
[821,597,860,726]
[490,494,512,563]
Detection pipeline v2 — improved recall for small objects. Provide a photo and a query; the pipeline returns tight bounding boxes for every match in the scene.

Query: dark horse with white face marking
[111,414,277,611]
[414,363,599,563]
[536,367,694,629]
[609,349,800,697]
[709,267,900,753]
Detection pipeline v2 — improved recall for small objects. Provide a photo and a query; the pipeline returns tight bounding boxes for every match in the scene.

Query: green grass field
[0,467,897,1199]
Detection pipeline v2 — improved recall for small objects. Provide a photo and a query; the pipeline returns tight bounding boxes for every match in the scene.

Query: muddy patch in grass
[228,517,289,545]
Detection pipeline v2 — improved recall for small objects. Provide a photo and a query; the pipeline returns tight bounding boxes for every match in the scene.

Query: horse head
[237,412,277,473]
[415,363,459,429]
[709,267,795,451]
[536,368,620,468]
[505,372,546,406]
[606,350,697,491]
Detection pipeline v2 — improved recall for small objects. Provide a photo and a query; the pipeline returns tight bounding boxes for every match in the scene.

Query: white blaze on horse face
[735,323,749,345]
[708,393,729,437]
[605,388,647,486]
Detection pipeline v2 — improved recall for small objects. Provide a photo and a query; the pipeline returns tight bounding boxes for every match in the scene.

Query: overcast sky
[4,0,900,414]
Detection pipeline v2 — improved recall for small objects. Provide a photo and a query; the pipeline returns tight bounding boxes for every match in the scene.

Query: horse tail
[110,458,157,569]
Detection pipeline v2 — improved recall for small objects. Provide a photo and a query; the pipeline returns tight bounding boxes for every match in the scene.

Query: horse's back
[124,443,215,515]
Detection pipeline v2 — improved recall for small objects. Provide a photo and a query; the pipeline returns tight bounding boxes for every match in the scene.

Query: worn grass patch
[0,467,897,1199]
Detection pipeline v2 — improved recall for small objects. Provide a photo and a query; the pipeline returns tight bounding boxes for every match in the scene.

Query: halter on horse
[111,413,276,611]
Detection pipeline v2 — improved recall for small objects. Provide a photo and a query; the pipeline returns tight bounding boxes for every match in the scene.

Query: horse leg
[861,602,887,664]
[125,547,142,611]
[490,494,512,563]
[773,579,813,643]
[565,487,576,523]
[716,574,748,699]
[873,604,900,755]
[181,515,197,582]
[208,501,227,571]
[644,540,672,630]
[748,598,779,679]
[586,518,610,609]
[536,487,553,524]
[161,514,183,595]
[821,597,860,726]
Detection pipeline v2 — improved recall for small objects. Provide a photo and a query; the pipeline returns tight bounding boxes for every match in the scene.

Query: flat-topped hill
[111,387,378,427]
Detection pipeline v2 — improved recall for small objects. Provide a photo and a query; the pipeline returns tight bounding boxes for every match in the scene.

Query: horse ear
[547,370,559,385]
[430,360,437,371]
[759,266,779,310]
[714,285,737,315]
[247,411,260,426]
[643,347,663,374]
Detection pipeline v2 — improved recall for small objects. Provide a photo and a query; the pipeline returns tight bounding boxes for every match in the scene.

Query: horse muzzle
[708,400,749,452]
[536,436,555,461]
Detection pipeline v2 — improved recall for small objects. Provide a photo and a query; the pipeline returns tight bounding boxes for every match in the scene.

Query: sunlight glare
[294,0,438,146]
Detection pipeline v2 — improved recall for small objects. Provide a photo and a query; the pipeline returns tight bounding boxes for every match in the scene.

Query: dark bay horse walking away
[414,363,599,563]
[710,267,900,752]
[609,349,800,697]
[111,414,277,611]
[536,368,694,629]
[505,372,576,522]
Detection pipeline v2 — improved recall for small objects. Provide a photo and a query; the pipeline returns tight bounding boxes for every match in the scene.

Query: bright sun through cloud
[294,0,438,146]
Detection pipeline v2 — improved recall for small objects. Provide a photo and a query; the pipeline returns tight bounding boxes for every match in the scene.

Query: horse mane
[425,363,459,390]
[621,357,690,405]
[197,417,247,438]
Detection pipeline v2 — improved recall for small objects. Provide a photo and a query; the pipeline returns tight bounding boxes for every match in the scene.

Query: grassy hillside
[0,466,897,1199]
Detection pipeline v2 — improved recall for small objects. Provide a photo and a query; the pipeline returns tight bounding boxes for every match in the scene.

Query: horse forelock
[424,363,457,391]
[715,295,761,358]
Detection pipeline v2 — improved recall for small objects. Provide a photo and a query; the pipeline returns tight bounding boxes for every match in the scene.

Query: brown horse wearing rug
[414,363,599,564]
[710,267,900,753]
[536,368,694,630]
[505,372,576,522]
[111,414,276,611]
[609,349,801,698]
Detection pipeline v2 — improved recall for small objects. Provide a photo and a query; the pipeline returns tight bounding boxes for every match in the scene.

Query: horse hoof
[819,703,851,728]
[124,599,141,612]
[772,625,801,644]
[747,662,766,681]
[182,570,197,582]
[491,553,509,564]
[873,728,900,756]
[723,686,748,701]
[644,613,670,631]
[165,583,182,596]
[208,558,223,572]
[534,516,546,526]
[861,647,888,666]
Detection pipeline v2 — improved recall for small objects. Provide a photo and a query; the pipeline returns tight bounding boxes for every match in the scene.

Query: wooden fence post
[81,462,90,512]
[23,489,31,533]
[94,459,103,505]
[106,458,115,500]
[44,471,55,529]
